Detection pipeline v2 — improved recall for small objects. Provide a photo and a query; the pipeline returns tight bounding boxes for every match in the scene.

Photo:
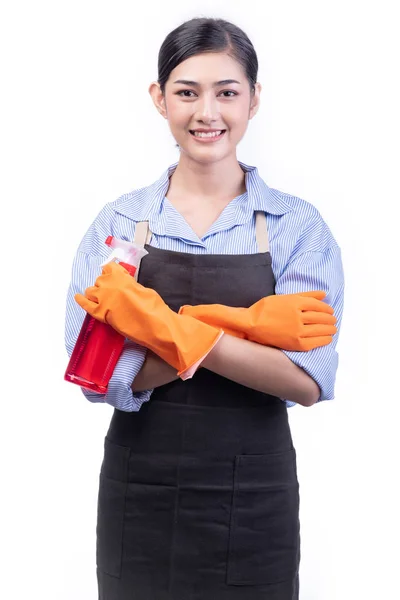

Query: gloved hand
[74,261,223,378]
[179,291,337,352]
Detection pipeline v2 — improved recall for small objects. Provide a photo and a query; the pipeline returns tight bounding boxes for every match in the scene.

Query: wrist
[179,331,225,380]
[132,351,178,391]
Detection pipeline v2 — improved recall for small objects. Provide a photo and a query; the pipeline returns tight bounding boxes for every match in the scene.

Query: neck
[169,154,246,202]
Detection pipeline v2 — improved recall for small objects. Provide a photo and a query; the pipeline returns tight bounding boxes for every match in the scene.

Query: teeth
[193,130,223,138]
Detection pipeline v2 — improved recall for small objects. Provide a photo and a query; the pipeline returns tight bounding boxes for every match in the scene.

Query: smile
[189,130,226,142]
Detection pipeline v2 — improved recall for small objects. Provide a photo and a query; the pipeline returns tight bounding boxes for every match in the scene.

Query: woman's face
[150,52,261,164]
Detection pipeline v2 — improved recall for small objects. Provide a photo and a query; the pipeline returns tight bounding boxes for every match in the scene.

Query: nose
[196,92,220,124]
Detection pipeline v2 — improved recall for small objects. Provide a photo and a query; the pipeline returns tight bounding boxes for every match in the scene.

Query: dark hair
[158,18,258,95]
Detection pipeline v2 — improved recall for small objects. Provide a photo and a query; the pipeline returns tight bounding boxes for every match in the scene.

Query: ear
[149,81,168,119]
[249,82,262,120]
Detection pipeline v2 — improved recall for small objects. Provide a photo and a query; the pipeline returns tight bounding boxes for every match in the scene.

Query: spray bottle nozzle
[100,236,148,268]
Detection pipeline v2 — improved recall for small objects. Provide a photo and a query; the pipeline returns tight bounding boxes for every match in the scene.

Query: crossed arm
[132,335,320,407]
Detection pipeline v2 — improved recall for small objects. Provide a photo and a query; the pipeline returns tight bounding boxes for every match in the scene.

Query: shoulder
[265,187,339,254]
[269,187,320,220]
[76,164,176,256]
[246,164,335,248]
[77,180,159,256]
[108,182,154,220]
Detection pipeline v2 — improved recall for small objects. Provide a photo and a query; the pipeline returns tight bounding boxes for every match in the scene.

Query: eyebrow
[173,79,241,87]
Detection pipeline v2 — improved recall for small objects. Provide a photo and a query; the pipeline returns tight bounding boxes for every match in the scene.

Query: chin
[189,153,230,166]
[180,145,234,164]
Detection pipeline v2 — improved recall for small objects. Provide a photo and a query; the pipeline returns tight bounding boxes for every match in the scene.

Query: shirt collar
[241,161,294,215]
[114,161,293,223]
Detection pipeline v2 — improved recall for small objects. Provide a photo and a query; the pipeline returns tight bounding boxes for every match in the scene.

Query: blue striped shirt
[65,161,344,411]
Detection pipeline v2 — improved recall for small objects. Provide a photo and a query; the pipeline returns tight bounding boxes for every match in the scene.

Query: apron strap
[133,221,151,246]
[133,221,152,280]
[255,211,270,253]
[132,213,269,280]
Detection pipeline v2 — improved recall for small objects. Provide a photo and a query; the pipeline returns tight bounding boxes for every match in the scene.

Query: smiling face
[150,52,261,165]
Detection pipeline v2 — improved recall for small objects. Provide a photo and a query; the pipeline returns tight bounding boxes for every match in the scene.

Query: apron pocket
[96,437,130,578]
[226,449,300,586]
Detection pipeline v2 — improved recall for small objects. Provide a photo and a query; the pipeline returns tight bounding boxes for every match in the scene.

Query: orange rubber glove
[179,291,337,352]
[74,262,223,379]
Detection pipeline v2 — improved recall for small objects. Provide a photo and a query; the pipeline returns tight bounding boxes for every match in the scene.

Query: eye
[219,90,238,98]
[176,89,238,98]
[176,90,197,98]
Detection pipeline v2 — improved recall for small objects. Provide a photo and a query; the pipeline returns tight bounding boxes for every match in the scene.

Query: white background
[1,1,399,599]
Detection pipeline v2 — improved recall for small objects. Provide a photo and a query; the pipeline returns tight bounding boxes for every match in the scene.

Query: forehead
[168,52,246,84]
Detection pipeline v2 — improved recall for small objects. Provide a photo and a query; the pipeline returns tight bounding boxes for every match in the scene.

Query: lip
[189,129,226,143]
[190,128,225,133]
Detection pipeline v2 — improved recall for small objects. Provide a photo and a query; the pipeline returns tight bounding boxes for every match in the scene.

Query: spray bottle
[64,237,148,394]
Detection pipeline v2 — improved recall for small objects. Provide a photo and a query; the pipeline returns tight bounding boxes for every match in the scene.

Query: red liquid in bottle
[64,262,136,394]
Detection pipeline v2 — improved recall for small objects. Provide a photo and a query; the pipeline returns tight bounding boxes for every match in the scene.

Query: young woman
[66,17,344,600]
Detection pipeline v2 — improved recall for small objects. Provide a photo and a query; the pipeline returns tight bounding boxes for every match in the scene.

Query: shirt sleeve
[64,208,154,412]
[275,245,345,407]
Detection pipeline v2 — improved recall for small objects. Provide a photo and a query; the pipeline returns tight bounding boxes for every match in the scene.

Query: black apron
[96,212,300,600]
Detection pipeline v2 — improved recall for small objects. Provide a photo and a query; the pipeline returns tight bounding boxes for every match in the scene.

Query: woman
[66,17,344,600]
